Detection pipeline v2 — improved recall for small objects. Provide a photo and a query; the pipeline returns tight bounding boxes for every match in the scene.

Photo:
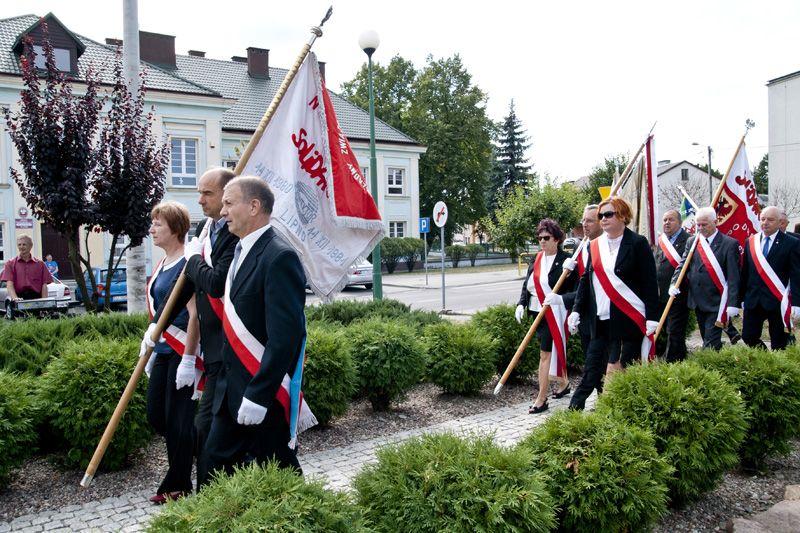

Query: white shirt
[705,230,719,246]
[592,233,623,319]
[231,223,271,280]
[527,253,556,312]
[760,231,777,255]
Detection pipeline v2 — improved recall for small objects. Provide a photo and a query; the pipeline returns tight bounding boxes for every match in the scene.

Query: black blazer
[654,228,689,304]
[154,219,239,365]
[518,249,577,311]
[671,232,740,313]
[571,228,660,340]
[739,231,800,311]
[214,227,307,421]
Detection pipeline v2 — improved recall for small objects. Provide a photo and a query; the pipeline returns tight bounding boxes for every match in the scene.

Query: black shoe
[553,386,571,399]
[730,334,742,345]
[528,401,549,414]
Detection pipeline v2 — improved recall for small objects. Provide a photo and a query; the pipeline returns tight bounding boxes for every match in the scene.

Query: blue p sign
[419,217,430,234]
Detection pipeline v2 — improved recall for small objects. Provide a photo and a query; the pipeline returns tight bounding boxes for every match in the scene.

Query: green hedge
[0,313,149,375]
[423,322,496,394]
[150,463,367,532]
[519,410,671,532]
[348,318,427,411]
[471,304,539,380]
[445,245,465,268]
[37,338,152,470]
[305,299,441,332]
[354,433,556,532]
[597,362,747,504]
[303,325,357,426]
[0,372,38,484]
[692,346,800,469]
[465,243,482,266]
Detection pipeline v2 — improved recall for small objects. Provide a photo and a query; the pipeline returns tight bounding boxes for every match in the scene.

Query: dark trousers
[662,300,689,362]
[742,305,789,350]
[696,309,724,350]
[205,394,302,483]
[146,351,197,495]
[195,361,222,488]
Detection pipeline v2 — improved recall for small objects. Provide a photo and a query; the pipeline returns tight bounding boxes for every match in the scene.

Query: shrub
[0,372,38,484]
[692,346,800,469]
[401,237,424,272]
[471,304,539,380]
[423,322,495,394]
[354,433,556,533]
[305,298,410,326]
[465,243,483,266]
[597,362,748,504]
[380,237,404,274]
[566,333,584,370]
[347,318,427,410]
[519,410,672,532]
[445,244,465,268]
[150,462,367,532]
[303,325,357,425]
[37,337,151,470]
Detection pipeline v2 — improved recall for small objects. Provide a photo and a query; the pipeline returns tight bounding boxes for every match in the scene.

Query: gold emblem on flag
[715,188,738,226]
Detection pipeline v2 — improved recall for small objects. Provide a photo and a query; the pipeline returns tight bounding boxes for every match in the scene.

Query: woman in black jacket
[515,219,578,413]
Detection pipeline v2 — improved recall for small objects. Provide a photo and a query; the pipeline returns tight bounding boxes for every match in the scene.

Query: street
[306,265,524,316]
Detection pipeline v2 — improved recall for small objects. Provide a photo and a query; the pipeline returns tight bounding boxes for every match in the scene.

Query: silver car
[347,259,373,290]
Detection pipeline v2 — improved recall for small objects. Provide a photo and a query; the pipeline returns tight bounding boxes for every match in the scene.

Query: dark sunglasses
[538,235,552,242]
[598,210,617,220]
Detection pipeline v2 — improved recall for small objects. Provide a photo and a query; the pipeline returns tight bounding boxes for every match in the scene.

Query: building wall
[768,75,800,226]
[657,162,717,222]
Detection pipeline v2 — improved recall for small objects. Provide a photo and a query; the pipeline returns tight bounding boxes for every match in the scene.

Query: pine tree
[495,100,532,192]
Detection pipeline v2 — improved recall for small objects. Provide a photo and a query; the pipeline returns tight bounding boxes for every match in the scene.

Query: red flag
[716,142,760,246]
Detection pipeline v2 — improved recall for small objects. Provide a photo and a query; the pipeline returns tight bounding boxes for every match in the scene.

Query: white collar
[705,230,719,244]
[238,223,271,256]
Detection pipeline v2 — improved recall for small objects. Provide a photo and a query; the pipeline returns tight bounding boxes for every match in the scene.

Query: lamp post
[359,29,383,300]
[692,142,713,204]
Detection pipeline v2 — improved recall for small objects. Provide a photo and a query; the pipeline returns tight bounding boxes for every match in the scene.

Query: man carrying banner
[668,207,740,350]
[739,206,800,350]
[148,167,239,487]
[654,209,690,361]
[205,176,316,477]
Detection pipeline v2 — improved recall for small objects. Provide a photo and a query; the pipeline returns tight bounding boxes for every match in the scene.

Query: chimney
[188,50,205,58]
[139,31,176,69]
[231,56,247,63]
[246,47,269,79]
[105,37,122,47]
[318,61,326,83]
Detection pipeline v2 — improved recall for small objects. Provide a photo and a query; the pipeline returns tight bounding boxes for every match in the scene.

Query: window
[389,221,406,238]
[387,167,405,195]
[32,45,71,72]
[171,138,198,187]
[681,168,689,181]
[112,234,128,265]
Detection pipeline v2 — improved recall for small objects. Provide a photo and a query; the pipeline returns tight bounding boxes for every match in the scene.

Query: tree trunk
[68,235,95,312]
[103,234,118,312]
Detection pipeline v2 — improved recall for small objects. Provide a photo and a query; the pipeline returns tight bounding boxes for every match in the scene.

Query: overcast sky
[3,0,798,180]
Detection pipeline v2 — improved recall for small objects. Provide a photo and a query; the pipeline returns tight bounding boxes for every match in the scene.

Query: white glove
[184,237,203,261]
[175,354,196,390]
[726,307,740,318]
[562,258,577,272]
[237,397,267,426]
[792,306,800,319]
[139,323,158,358]
[646,320,659,336]
[567,312,580,334]
[668,286,681,297]
[514,304,525,324]
[543,293,564,307]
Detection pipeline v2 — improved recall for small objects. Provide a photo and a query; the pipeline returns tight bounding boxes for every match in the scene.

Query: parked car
[1,276,72,319]
[74,267,127,306]
[347,259,373,290]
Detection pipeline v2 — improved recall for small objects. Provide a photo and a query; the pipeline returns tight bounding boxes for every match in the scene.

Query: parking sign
[419,217,430,234]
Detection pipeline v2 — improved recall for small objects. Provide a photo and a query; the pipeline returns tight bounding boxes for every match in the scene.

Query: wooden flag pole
[80,7,334,488]
[494,124,655,395]
[653,133,747,342]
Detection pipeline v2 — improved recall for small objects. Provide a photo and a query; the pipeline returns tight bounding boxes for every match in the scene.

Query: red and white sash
[532,252,568,379]
[590,234,655,362]
[658,233,681,268]
[695,235,729,325]
[200,217,224,320]
[577,245,589,277]
[749,233,792,328]
[222,262,317,444]
[146,257,205,399]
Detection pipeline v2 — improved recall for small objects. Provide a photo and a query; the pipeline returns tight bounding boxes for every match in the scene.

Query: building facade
[768,70,800,226]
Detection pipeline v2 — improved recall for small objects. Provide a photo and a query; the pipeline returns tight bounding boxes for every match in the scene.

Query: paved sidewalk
[1,391,595,532]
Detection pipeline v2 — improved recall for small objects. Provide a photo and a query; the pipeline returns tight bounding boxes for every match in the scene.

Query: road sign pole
[440,224,445,311]
[424,237,428,286]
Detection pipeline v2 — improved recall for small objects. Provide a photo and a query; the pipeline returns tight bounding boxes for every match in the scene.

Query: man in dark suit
[205,176,308,478]
[151,167,239,487]
[739,206,800,350]
[654,209,690,361]
[669,207,740,350]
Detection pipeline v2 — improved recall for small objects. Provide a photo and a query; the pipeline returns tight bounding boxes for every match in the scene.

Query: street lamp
[359,29,383,300]
[692,142,713,204]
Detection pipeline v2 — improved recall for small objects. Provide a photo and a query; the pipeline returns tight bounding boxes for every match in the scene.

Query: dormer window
[32,45,71,72]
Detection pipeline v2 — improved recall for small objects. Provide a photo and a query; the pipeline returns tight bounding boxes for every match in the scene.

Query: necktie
[762,235,770,257]
[210,222,218,247]
[230,243,242,280]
